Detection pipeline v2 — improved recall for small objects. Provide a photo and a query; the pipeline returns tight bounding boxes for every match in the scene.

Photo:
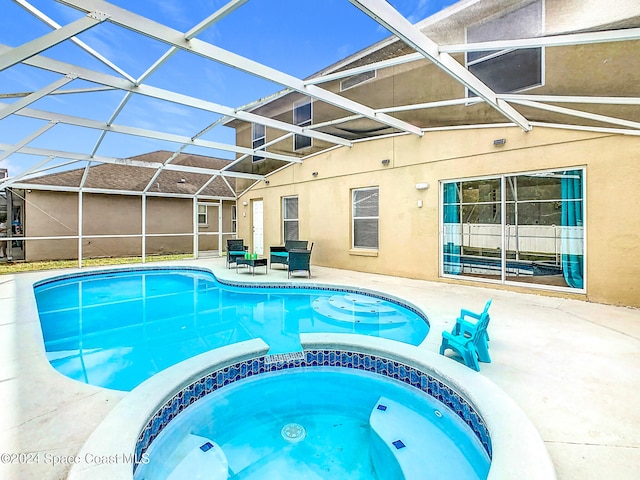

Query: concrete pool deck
[1,257,639,479]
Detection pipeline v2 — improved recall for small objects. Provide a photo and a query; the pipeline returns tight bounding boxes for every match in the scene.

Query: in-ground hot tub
[134,356,491,479]
[67,336,556,480]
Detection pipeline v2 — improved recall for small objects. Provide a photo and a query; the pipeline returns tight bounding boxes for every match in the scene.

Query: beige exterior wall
[24,191,79,261]
[237,126,640,307]
[24,192,236,261]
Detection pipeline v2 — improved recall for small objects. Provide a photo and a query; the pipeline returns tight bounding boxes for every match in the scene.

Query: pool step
[312,294,407,325]
[166,434,228,480]
[369,397,481,480]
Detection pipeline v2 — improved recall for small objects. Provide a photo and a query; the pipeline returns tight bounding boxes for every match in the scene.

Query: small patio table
[236,256,268,275]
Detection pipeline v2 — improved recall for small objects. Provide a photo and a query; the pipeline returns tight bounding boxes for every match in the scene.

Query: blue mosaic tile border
[133,350,492,472]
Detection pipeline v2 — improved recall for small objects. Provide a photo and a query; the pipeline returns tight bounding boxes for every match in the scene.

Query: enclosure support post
[193,197,199,259]
[218,201,223,257]
[141,194,147,263]
[78,190,83,268]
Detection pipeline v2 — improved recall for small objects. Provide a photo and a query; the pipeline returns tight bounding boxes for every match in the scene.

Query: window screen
[353,187,379,249]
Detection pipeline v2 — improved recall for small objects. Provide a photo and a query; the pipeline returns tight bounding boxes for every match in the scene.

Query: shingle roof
[24,151,236,197]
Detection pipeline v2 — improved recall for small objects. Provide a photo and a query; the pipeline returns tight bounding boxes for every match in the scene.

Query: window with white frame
[293,98,312,151]
[352,187,379,249]
[466,0,543,95]
[252,123,265,162]
[441,168,585,291]
[231,205,237,233]
[197,204,207,225]
[282,196,299,241]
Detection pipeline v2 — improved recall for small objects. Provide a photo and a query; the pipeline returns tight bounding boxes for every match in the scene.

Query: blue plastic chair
[439,299,492,371]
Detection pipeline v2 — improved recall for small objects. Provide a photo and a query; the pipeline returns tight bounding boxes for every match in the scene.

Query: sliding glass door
[441,169,585,290]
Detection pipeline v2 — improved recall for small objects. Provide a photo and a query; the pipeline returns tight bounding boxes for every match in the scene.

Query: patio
[1,257,639,479]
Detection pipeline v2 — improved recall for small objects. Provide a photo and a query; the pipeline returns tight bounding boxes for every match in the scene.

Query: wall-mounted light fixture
[493,138,506,146]
[242,201,248,206]
[312,171,318,177]
[415,182,430,190]
[264,180,270,185]
[381,159,390,166]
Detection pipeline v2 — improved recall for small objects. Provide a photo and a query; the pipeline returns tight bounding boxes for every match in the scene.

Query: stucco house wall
[24,191,235,261]
[24,191,79,261]
[237,126,640,307]
[229,0,640,308]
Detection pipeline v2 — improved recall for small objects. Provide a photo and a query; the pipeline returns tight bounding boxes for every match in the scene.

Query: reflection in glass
[441,170,584,290]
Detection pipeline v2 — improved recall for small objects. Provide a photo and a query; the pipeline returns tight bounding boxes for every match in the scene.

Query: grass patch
[0,254,193,275]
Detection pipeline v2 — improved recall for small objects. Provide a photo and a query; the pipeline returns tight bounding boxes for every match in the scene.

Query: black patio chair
[287,243,314,278]
[226,238,248,268]
[270,239,308,269]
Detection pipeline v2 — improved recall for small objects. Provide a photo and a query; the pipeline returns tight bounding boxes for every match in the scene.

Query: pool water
[34,268,429,391]
[134,368,490,480]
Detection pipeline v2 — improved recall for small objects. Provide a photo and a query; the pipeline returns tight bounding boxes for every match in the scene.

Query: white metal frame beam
[441,27,640,54]
[89,0,249,156]
[13,0,136,83]
[348,0,531,131]
[0,74,77,120]
[0,45,351,147]
[0,143,265,181]
[0,122,57,163]
[0,11,109,71]
[307,27,640,86]
[530,121,640,137]
[0,45,351,148]
[2,86,114,98]
[59,0,423,137]
[6,181,237,200]
[4,103,302,164]
[498,94,640,105]
[0,0,638,201]
[377,97,483,114]
[185,0,249,39]
[508,99,640,131]
[0,155,55,189]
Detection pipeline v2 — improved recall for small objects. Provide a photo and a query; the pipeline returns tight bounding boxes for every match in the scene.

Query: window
[352,187,379,249]
[293,98,312,151]
[231,205,237,233]
[441,168,585,291]
[282,196,299,241]
[252,123,265,162]
[197,204,207,225]
[466,0,543,94]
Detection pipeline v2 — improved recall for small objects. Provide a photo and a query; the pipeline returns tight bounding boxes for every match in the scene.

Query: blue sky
[0,0,458,176]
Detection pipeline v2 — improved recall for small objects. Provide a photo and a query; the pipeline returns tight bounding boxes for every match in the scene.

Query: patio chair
[226,239,248,268]
[270,240,308,269]
[287,243,313,278]
[439,299,492,371]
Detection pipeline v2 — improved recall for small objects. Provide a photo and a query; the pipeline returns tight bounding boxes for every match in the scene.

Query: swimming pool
[33,267,429,391]
[134,367,490,480]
